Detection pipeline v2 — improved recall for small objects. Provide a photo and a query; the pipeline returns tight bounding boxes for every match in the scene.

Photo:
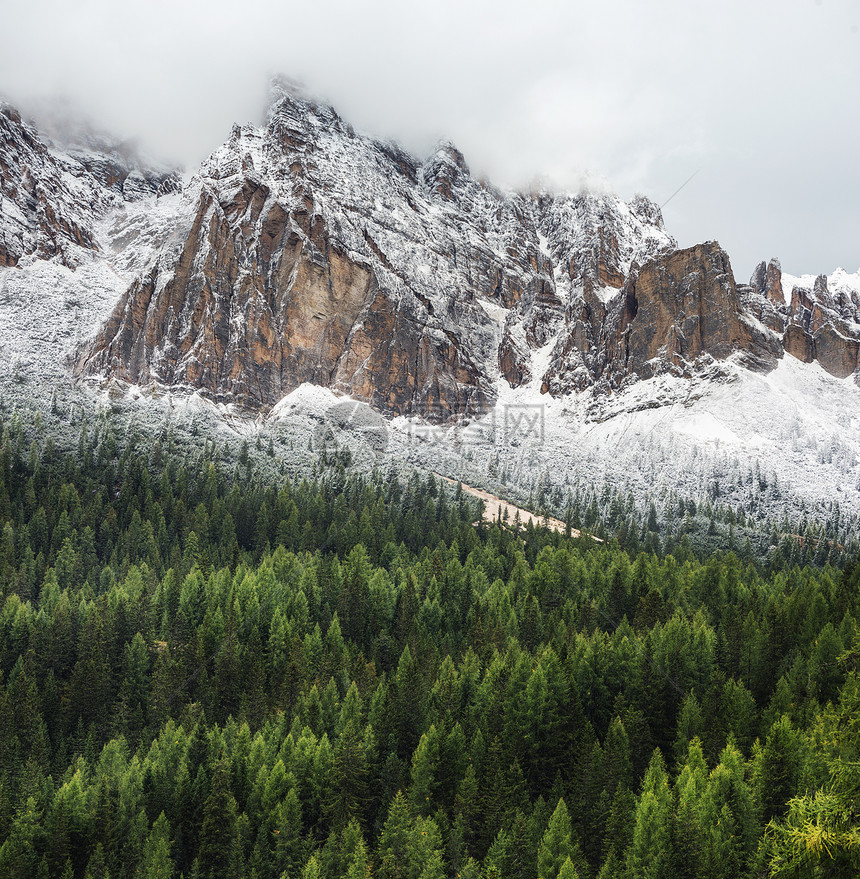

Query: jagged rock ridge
[2,81,859,419]
[73,81,679,417]
[0,102,179,268]
[744,260,860,380]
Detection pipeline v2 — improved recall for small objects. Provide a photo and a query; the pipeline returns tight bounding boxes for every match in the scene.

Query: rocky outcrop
[783,324,814,363]
[422,142,469,201]
[742,257,860,383]
[621,243,749,370]
[498,324,531,386]
[542,242,784,393]
[523,189,678,394]
[625,243,782,374]
[751,258,784,306]
[813,325,860,379]
[0,101,179,268]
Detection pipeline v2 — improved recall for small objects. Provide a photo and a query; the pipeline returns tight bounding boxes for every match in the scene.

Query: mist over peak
[1,0,858,277]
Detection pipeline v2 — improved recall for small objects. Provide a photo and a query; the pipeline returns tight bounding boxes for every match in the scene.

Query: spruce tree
[197,761,239,879]
[625,750,673,879]
[140,812,175,879]
[537,798,584,879]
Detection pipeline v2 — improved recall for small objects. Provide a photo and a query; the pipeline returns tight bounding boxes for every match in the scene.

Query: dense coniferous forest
[0,413,857,878]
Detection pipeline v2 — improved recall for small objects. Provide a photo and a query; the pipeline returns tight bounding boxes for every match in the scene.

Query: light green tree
[625,750,673,879]
[538,798,584,879]
[766,652,860,877]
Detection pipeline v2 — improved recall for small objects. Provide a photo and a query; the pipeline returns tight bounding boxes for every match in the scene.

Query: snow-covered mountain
[70,81,860,416]
[71,80,681,417]
[1,80,860,530]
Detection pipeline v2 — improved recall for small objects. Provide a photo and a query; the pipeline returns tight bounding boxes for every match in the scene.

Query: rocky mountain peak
[436,139,468,171]
[265,77,349,150]
[749,257,784,306]
[0,84,843,416]
[1,102,103,267]
[267,74,307,106]
[628,192,666,229]
[421,140,470,200]
[0,103,21,125]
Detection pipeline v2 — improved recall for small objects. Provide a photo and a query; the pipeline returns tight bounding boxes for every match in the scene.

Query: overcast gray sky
[2,0,858,279]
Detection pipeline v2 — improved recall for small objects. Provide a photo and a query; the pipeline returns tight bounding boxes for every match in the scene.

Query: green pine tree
[140,812,175,879]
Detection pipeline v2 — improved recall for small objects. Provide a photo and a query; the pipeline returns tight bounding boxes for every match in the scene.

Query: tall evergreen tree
[140,812,175,879]
[197,761,239,879]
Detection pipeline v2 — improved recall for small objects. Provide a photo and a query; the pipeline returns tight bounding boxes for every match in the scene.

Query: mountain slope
[0,81,859,527]
[0,101,179,268]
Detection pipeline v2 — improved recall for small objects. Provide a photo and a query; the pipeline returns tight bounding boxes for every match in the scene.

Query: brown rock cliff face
[541,242,784,394]
[751,258,784,306]
[80,182,489,417]
[813,326,860,379]
[66,85,860,414]
[77,94,501,418]
[616,242,782,379]
[783,324,815,363]
[748,260,860,384]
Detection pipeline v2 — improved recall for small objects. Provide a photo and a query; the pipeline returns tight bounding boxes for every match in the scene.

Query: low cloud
[2,0,858,277]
